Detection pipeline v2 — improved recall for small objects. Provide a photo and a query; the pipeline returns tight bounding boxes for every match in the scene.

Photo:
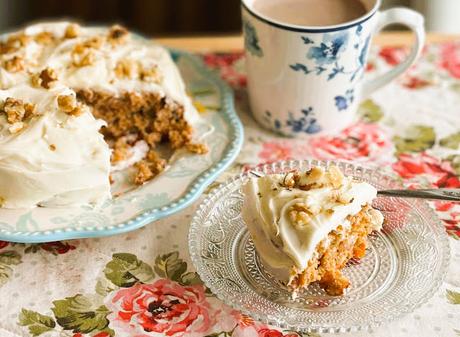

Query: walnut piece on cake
[64,23,81,39]
[4,56,25,73]
[39,67,58,89]
[0,97,37,134]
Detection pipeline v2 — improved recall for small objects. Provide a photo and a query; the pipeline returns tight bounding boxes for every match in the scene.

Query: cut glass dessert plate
[0,49,243,243]
[189,159,450,334]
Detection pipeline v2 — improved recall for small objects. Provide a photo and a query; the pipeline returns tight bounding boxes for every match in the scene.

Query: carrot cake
[241,165,384,296]
[0,22,205,208]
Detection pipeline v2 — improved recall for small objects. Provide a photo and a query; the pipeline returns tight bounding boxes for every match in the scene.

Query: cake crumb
[49,144,56,151]
[186,143,208,154]
[111,138,131,163]
[134,160,154,185]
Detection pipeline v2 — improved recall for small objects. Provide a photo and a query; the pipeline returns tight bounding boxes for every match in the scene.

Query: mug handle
[361,8,425,98]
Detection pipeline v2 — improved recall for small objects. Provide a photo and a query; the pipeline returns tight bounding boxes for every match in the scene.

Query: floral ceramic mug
[242,0,425,137]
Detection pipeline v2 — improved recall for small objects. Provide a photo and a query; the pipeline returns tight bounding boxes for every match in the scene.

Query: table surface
[156,32,459,52]
[1,32,460,337]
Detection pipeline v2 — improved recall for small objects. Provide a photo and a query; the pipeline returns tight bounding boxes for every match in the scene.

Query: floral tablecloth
[1,41,460,337]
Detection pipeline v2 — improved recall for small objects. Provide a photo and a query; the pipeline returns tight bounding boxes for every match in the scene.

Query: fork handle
[378,189,460,202]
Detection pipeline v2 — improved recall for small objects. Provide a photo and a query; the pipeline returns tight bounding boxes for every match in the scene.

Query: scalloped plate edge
[0,49,244,243]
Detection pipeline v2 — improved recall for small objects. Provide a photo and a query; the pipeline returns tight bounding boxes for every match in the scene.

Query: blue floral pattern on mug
[307,32,349,65]
[290,29,371,82]
[243,19,263,57]
[264,108,321,135]
[334,89,355,111]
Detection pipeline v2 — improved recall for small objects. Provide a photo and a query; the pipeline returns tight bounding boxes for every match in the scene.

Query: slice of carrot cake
[0,22,205,208]
[241,165,384,296]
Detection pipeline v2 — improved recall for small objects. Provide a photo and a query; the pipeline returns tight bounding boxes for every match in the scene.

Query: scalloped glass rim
[188,159,450,334]
[0,47,244,243]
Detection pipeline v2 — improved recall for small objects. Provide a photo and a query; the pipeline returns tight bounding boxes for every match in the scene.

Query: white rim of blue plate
[0,48,244,243]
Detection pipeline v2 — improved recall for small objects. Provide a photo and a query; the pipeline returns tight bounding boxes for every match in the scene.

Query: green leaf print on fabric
[95,277,117,296]
[0,250,22,286]
[51,294,110,334]
[104,253,155,287]
[154,251,203,286]
[358,99,384,122]
[18,309,56,336]
[440,132,460,149]
[155,251,187,280]
[393,125,436,154]
[447,289,460,304]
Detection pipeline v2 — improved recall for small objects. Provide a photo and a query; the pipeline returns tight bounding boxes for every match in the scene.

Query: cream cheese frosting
[0,21,199,123]
[0,83,111,208]
[0,22,201,208]
[241,166,383,282]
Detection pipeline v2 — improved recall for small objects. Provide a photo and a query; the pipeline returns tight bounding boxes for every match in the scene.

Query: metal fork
[248,171,460,202]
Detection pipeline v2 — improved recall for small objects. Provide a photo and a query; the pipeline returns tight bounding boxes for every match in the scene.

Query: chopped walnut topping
[49,144,56,151]
[326,165,345,189]
[289,203,312,227]
[57,94,77,113]
[8,121,24,134]
[84,36,104,49]
[24,103,36,119]
[1,97,37,131]
[186,143,208,154]
[72,48,95,67]
[282,172,299,189]
[71,37,103,67]
[1,33,30,53]
[64,23,80,39]
[34,31,55,45]
[67,104,84,117]
[298,167,324,190]
[30,73,41,88]
[39,67,58,89]
[2,97,25,123]
[114,59,138,79]
[140,66,162,83]
[4,56,25,72]
[108,25,129,45]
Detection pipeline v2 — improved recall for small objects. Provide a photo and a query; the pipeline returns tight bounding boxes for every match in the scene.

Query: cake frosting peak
[241,166,383,272]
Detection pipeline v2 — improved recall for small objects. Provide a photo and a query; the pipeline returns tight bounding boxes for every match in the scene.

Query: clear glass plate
[189,159,450,334]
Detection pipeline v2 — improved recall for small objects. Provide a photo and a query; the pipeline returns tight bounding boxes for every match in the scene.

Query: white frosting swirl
[241,171,383,278]
[0,84,111,208]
